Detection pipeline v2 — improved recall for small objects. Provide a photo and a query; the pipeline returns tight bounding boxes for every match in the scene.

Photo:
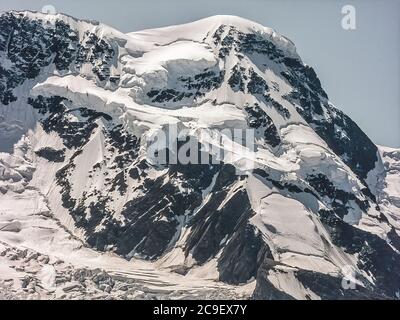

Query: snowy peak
[0,11,399,300]
[128,15,299,59]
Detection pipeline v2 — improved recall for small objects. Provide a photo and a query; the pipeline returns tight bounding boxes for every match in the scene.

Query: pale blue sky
[1,0,399,147]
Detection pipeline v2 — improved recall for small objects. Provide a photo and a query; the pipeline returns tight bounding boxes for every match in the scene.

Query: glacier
[0,11,399,300]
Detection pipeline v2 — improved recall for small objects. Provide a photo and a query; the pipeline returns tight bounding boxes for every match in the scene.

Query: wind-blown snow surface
[0,12,400,299]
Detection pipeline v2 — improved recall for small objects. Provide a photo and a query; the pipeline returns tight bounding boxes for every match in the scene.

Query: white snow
[128,15,299,59]
[123,41,217,76]
[1,11,398,300]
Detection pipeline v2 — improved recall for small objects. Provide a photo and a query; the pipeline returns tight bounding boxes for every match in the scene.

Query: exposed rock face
[0,12,399,300]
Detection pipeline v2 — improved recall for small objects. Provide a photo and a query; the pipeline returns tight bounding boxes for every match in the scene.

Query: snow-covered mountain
[0,11,399,300]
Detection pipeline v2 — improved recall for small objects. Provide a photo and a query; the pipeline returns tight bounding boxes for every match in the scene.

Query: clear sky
[1,0,399,147]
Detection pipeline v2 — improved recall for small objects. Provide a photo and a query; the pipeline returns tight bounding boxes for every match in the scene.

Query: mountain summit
[0,11,399,299]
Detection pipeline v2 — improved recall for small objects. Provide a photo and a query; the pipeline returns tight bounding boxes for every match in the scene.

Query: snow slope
[0,11,399,300]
